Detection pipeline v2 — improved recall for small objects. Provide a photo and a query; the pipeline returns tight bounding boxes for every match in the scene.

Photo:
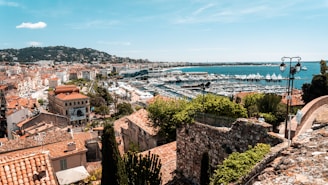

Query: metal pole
[284,58,292,139]
[281,56,301,139]
[288,114,292,146]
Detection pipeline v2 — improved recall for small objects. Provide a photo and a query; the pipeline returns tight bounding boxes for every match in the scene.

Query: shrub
[210,143,270,185]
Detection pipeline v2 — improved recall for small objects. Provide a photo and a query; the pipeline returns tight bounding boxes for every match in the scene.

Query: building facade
[48,85,90,125]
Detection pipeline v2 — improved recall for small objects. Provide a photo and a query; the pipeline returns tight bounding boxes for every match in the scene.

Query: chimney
[66,142,76,151]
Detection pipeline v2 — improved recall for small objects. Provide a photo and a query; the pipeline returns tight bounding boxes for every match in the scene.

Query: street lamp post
[279,56,301,139]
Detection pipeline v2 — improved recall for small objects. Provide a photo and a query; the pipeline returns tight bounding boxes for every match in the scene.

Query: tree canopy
[147,97,189,142]
[302,73,328,104]
[147,94,247,142]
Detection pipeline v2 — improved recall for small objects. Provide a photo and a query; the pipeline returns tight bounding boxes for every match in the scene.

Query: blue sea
[167,62,321,89]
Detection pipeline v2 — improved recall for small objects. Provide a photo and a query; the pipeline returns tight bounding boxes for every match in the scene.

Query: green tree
[116,102,134,117]
[101,124,128,185]
[243,93,264,117]
[257,93,281,113]
[191,94,247,118]
[123,151,162,185]
[95,105,109,118]
[302,60,328,104]
[96,86,113,105]
[320,59,327,75]
[303,74,328,103]
[147,97,189,142]
[89,96,106,107]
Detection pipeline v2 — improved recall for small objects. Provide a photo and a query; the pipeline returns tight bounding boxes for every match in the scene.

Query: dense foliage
[101,124,128,185]
[243,93,285,131]
[191,94,247,118]
[123,151,162,185]
[243,93,263,117]
[0,46,151,63]
[210,143,270,185]
[147,97,189,142]
[116,102,134,117]
[147,94,247,142]
[302,64,328,104]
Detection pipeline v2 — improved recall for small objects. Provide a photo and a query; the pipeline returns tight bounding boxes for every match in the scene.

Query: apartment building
[48,85,90,125]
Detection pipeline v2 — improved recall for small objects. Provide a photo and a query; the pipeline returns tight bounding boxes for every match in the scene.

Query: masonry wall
[121,120,158,152]
[22,112,69,130]
[176,118,283,184]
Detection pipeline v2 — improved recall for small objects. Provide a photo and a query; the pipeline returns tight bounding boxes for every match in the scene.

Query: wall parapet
[294,95,328,137]
[176,118,284,184]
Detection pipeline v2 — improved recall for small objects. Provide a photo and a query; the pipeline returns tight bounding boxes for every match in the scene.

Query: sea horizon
[165,61,320,90]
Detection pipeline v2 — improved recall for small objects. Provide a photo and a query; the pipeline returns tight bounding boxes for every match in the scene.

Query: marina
[117,62,320,101]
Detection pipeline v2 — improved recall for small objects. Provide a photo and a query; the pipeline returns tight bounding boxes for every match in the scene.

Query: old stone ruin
[175,116,288,185]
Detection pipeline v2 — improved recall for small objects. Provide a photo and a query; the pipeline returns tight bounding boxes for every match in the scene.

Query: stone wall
[21,112,69,130]
[176,118,284,184]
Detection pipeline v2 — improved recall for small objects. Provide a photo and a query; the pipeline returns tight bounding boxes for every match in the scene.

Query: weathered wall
[121,120,158,152]
[294,95,328,137]
[21,112,69,130]
[176,118,284,184]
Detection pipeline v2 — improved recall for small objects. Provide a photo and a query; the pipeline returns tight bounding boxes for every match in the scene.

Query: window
[60,159,67,170]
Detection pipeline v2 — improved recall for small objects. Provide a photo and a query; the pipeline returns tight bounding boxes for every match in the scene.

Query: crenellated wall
[176,118,284,184]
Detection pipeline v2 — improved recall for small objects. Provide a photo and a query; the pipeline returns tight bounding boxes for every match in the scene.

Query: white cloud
[16,22,47,29]
[27,41,42,47]
[0,0,19,7]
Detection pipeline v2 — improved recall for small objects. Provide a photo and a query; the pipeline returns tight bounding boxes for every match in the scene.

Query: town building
[48,85,90,125]
[121,109,164,153]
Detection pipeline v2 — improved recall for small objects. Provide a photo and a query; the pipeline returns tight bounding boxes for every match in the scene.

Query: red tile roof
[126,109,159,136]
[53,85,80,95]
[281,89,305,106]
[140,141,177,185]
[0,132,94,165]
[0,152,57,185]
[56,92,88,100]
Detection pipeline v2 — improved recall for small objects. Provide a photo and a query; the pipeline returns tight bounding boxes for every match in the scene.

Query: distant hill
[0,46,149,63]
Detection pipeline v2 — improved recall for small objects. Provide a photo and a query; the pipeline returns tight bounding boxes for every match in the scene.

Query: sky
[1,0,328,62]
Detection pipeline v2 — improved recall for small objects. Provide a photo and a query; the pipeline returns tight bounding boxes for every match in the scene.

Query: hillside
[0,46,148,63]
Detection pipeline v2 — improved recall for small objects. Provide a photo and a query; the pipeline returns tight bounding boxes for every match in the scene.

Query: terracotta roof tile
[126,109,159,136]
[113,117,129,155]
[141,141,177,185]
[0,130,72,154]
[0,132,94,166]
[56,92,88,100]
[0,152,57,185]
